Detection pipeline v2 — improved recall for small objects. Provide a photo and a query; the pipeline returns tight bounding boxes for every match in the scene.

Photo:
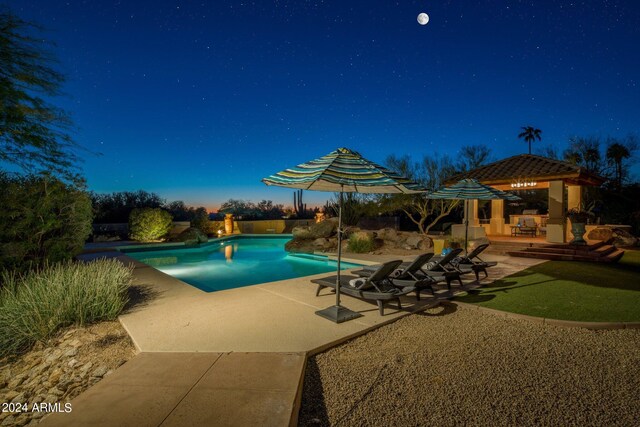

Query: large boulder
[285,236,336,253]
[376,228,398,242]
[403,234,424,250]
[417,236,434,250]
[311,218,339,238]
[291,218,338,240]
[292,226,313,240]
[313,238,335,250]
[612,228,639,247]
[587,227,613,241]
[395,232,432,250]
[587,227,638,247]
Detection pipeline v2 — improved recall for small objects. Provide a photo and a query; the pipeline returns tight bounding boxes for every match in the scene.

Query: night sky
[7,1,640,210]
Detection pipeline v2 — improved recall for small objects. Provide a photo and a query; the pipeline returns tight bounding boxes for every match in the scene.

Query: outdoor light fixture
[511,178,537,188]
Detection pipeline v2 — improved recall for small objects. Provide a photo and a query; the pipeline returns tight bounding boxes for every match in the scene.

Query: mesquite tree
[0,11,79,178]
[380,154,460,235]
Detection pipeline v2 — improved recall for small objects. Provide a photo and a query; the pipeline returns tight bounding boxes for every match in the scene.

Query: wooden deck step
[593,245,616,257]
[521,247,589,255]
[485,240,548,256]
[518,244,616,257]
[505,240,624,263]
[603,249,625,263]
[507,251,601,262]
[543,240,606,251]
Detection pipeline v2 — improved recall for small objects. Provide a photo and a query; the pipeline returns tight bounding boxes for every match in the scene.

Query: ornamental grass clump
[0,259,132,357]
[347,232,375,253]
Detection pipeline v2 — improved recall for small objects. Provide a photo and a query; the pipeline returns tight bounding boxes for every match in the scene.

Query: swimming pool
[122,236,359,292]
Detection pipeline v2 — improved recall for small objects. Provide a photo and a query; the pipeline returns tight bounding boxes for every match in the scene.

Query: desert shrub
[0,173,93,271]
[0,259,132,357]
[191,208,213,235]
[91,190,165,223]
[347,232,375,253]
[129,208,172,242]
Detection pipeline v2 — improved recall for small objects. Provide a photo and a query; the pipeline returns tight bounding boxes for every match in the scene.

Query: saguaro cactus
[293,189,306,217]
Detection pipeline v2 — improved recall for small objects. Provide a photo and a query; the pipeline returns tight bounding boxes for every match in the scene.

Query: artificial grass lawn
[456,250,640,322]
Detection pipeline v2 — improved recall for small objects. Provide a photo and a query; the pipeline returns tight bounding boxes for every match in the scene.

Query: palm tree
[606,142,631,190]
[518,126,542,154]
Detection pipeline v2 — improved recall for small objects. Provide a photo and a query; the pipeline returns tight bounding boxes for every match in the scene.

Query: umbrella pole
[315,186,362,323]
[336,189,343,306]
[464,199,469,256]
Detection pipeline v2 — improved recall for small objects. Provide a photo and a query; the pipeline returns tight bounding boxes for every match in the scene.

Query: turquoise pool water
[123,236,359,292]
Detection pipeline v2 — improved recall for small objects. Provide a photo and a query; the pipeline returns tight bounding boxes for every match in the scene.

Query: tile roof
[447,154,605,186]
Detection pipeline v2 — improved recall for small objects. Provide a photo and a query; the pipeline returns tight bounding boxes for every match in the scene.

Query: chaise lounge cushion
[348,278,371,290]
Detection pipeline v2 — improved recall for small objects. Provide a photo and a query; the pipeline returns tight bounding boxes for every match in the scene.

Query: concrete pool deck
[41,249,544,426]
[42,352,306,427]
[121,256,441,353]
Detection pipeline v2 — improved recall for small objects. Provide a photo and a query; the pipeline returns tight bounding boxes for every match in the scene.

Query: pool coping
[115,234,293,253]
[116,237,367,293]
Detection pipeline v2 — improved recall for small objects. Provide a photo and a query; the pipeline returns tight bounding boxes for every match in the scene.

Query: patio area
[41,249,543,426]
[68,250,541,353]
[448,154,606,244]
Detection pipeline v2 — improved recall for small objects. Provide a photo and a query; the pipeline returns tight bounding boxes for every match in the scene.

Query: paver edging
[453,301,638,330]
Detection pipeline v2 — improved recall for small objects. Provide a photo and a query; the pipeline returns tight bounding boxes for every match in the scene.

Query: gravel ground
[299,304,640,426]
[0,321,135,426]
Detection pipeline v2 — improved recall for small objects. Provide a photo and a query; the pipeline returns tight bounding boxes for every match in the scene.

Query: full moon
[417,12,429,25]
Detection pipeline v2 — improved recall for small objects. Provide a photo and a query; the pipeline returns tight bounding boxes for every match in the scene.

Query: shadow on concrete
[123,284,161,313]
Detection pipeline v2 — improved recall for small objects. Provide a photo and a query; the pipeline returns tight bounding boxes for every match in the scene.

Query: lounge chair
[455,243,498,281]
[418,248,473,289]
[389,275,448,301]
[352,253,447,301]
[352,253,434,279]
[311,259,415,316]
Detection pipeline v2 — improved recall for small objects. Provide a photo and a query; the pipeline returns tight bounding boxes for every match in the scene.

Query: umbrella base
[315,305,363,323]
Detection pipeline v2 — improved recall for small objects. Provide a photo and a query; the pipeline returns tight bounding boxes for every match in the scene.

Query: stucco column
[490,199,505,235]
[464,199,480,226]
[546,180,566,243]
[567,185,582,210]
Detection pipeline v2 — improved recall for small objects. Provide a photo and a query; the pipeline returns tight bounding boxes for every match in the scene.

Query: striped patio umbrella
[262,147,425,323]
[427,179,520,255]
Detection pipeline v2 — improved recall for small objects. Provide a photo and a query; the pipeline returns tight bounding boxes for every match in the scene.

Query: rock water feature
[0,322,135,426]
[284,219,433,254]
[170,227,208,245]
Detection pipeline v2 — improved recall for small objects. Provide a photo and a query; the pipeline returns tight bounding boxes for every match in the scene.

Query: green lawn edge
[455,250,640,323]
